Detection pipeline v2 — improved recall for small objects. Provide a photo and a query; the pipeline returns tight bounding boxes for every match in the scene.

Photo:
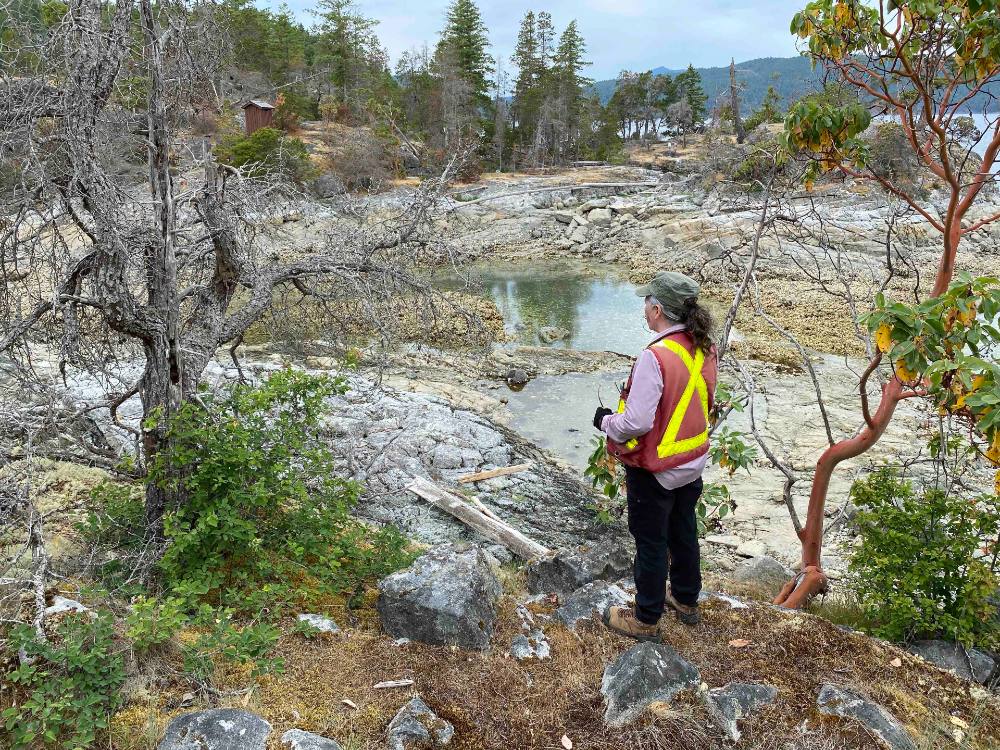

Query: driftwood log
[405,477,551,561]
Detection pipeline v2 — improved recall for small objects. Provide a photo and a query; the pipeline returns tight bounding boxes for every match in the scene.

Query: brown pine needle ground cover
[112,591,1000,750]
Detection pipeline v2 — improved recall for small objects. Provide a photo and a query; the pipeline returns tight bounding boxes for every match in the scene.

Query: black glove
[593,407,613,431]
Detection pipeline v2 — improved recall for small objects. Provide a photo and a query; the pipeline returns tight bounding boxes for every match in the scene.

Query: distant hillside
[592,56,822,112]
[593,55,1000,115]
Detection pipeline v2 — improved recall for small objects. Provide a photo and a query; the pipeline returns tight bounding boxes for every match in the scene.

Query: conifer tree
[535,11,555,69]
[511,11,542,139]
[675,63,707,125]
[315,0,384,109]
[552,20,591,127]
[438,0,494,106]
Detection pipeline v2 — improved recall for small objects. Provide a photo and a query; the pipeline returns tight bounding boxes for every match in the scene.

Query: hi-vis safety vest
[606,331,717,473]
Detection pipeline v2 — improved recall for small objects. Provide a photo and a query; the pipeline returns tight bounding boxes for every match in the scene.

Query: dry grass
[110,592,1000,750]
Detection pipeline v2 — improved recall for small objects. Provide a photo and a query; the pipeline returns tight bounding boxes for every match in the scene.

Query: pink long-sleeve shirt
[601,324,708,490]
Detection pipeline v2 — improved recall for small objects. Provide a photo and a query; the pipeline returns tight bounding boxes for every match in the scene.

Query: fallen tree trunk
[405,477,551,561]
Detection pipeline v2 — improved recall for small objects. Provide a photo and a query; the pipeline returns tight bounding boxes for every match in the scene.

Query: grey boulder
[704,683,778,742]
[588,207,613,226]
[554,580,630,630]
[387,697,455,750]
[729,556,795,597]
[280,729,342,750]
[906,640,997,684]
[158,709,271,750]
[601,642,701,726]
[526,543,632,595]
[505,368,530,388]
[816,684,915,750]
[312,172,346,198]
[377,545,501,650]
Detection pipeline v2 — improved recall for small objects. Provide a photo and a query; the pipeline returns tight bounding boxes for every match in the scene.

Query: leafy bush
[2,613,125,750]
[124,595,189,651]
[150,369,413,613]
[215,127,312,182]
[848,468,1000,647]
[178,611,283,683]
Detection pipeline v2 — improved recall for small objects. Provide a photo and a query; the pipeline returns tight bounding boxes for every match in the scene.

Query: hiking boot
[664,590,701,625]
[602,605,661,642]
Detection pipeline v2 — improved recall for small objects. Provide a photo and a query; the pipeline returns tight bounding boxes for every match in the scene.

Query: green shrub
[150,369,413,613]
[2,613,125,750]
[124,595,189,651]
[214,127,312,182]
[178,611,283,683]
[848,468,1000,647]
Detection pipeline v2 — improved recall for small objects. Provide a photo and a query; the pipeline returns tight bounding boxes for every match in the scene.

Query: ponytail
[680,298,714,354]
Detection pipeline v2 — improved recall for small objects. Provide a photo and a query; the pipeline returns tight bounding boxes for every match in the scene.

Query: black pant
[625,466,703,624]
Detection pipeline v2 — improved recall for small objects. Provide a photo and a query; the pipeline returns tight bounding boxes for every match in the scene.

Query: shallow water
[435,262,654,355]
[503,369,632,470]
[434,263,685,467]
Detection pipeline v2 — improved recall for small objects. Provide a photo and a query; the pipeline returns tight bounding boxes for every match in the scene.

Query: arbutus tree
[777,0,1000,606]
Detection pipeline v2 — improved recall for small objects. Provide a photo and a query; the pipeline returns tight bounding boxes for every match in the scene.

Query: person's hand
[593,407,613,431]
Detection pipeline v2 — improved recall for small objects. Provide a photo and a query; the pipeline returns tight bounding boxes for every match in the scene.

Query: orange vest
[607,331,717,472]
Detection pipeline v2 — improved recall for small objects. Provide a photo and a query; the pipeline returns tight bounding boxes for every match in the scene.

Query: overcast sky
[276,0,807,81]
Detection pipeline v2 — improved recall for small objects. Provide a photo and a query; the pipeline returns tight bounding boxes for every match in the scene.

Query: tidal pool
[433,262,661,468]
[435,262,653,355]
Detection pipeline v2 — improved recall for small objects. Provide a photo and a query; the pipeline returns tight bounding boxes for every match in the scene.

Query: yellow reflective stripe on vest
[654,340,709,459]
[615,397,639,450]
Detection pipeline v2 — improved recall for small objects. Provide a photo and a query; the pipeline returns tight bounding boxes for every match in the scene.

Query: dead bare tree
[0,0,466,549]
[729,59,746,144]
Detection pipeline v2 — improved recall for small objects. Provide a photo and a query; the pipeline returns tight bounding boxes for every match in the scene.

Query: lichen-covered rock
[45,596,92,618]
[296,614,340,634]
[906,640,997,685]
[158,709,271,750]
[280,729,342,750]
[387,697,454,750]
[526,543,632,595]
[729,556,795,597]
[601,642,701,726]
[817,684,916,750]
[377,545,501,650]
[510,630,551,660]
[704,683,778,742]
[553,581,630,630]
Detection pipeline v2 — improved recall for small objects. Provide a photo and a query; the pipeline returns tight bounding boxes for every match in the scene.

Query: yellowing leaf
[728,639,752,648]
[986,436,1000,467]
[895,360,918,385]
[875,324,893,353]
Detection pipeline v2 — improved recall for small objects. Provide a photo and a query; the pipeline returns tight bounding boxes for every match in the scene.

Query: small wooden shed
[242,100,275,136]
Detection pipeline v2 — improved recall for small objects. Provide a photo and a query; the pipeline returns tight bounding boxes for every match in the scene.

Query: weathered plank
[457,462,533,484]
